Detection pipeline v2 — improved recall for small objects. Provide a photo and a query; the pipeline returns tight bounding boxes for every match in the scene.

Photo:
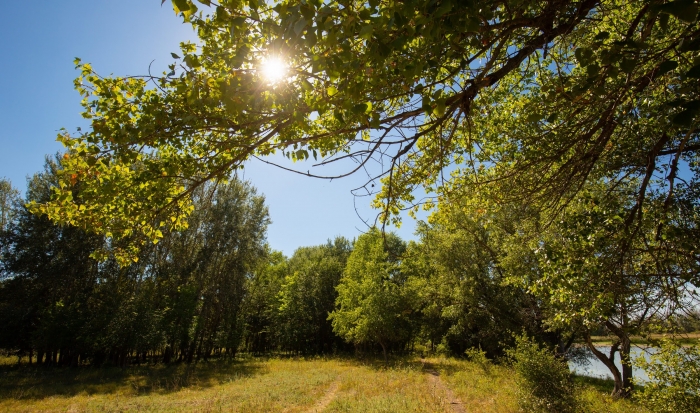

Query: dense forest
[0,159,562,365]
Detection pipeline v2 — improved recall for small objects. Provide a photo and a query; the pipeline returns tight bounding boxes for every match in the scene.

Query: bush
[464,346,491,373]
[508,335,579,413]
[634,339,700,413]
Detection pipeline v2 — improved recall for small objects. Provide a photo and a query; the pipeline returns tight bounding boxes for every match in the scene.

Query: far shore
[576,332,699,347]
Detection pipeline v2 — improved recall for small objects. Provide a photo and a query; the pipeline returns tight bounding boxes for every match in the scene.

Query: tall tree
[329,229,413,360]
[276,237,352,354]
[145,179,270,363]
[514,181,700,398]
[404,213,563,358]
[241,249,288,354]
[0,178,19,234]
[0,157,105,365]
[0,161,271,365]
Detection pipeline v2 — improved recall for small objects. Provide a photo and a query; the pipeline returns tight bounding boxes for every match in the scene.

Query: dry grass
[0,357,339,412]
[324,359,452,412]
[0,355,653,412]
[433,357,648,413]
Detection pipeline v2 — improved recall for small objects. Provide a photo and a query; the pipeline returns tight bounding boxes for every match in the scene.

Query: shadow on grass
[337,354,433,374]
[0,357,267,401]
[572,374,627,394]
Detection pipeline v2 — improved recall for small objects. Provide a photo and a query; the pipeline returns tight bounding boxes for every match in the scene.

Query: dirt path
[303,377,341,413]
[423,361,467,413]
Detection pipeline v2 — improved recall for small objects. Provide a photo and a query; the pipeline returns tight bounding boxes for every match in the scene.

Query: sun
[260,56,288,84]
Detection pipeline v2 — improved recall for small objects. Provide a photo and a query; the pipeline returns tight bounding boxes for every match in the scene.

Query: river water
[568,346,654,383]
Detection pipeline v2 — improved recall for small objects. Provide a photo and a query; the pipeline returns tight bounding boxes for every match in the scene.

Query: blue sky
[0,1,424,256]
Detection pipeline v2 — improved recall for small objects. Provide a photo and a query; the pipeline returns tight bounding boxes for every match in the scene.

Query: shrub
[464,346,491,373]
[634,339,700,413]
[508,335,579,413]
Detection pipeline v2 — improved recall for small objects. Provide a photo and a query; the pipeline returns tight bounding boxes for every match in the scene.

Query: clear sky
[0,1,425,257]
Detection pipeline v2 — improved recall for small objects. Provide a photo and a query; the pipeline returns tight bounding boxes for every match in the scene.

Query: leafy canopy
[33,0,700,262]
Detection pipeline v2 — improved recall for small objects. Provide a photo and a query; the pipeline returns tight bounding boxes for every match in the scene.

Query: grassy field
[0,355,649,412]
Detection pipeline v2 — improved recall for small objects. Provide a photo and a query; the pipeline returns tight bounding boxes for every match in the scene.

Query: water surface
[569,346,654,383]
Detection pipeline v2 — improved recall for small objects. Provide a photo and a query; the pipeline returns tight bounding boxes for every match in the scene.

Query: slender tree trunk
[586,333,629,398]
[605,320,634,397]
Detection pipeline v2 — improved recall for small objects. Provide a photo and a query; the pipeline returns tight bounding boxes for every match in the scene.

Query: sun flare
[261,56,288,83]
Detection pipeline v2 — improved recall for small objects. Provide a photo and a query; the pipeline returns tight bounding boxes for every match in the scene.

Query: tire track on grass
[303,377,341,413]
[423,361,467,413]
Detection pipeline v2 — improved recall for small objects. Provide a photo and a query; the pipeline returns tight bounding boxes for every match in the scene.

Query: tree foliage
[329,229,414,358]
[276,237,352,354]
[0,158,269,365]
[634,339,700,413]
[509,335,580,413]
[28,0,700,265]
[403,213,561,358]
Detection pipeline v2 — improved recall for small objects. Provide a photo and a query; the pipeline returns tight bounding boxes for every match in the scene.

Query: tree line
[0,158,572,367]
[2,153,699,399]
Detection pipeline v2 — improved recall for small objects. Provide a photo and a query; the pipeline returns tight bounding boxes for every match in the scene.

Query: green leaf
[686,64,700,78]
[171,52,181,59]
[197,0,210,5]
[586,63,600,78]
[294,18,308,35]
[657,0,698,23]
[465,16,480,32]
[679,37,700,51]
[594,31,610,41]
[215,6,230,23]
[422,95,432,114]
[231,16,246,28]
[527,113,543,123]
[574,47,593,66]
[300,5,315,20]
[434,1,453,17]
[620,58,636,74]
[172,0,190,14]
[301,79,313,92]
[370,112,381,128]
[656,60,678,76]
[327,86,337,96]
[184,55,201,68]
[359,24,374,40]
[435,98,447,117]
[352,103,369,114]
[672,106,699,126]
[659,12,670,31]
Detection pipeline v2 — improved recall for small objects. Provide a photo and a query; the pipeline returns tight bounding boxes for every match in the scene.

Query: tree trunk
[585,329,632,398]
[379,340,387,364]
[605,320,634,397]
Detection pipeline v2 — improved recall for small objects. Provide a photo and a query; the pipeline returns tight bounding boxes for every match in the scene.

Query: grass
[325,358,452,412]
[0,355,652,412]
[433,357,648,413]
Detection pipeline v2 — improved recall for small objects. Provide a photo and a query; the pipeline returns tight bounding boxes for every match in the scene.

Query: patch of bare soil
[423,361,467,413]
[304,378,341,413]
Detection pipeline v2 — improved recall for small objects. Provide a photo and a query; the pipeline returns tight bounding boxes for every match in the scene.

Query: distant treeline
[1,158,697,372]
[0,157,569,367]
